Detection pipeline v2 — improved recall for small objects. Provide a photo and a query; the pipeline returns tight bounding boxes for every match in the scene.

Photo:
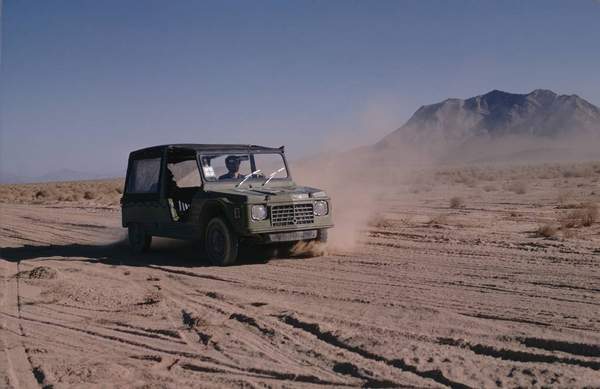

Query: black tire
[205,217,239,266]
[316,229,328,243]
[128,223,151,253]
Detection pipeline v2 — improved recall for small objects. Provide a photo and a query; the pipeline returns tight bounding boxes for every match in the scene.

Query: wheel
[128,223,151,253]
[316,229,328,243]
[205,217,239,266]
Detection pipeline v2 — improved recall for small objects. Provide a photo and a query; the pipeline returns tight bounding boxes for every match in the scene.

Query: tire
[205,217,239,266]
[316,229,328,243]
[128,223,151,253]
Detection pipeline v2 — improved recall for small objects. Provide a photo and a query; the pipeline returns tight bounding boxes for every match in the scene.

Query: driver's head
[225,155,241,173]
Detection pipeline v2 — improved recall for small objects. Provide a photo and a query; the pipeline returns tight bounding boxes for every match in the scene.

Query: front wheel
[316,229,328,243]
[205,217,239,266]
[128,223,151,253]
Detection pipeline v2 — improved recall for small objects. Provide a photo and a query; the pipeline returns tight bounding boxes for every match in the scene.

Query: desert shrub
[61,193,81,202]
[35,189,49,199]
[562,166,593,178]
[536,224,558,238]
[464,178,477,188]
[368,214,392,228]
[580,203,598,226]
[483,184,497,192]
[83,191,95,200]
[449,196,464,209]
[410,185,432,194]
[559,202,598,228]
[506,181,527,194]
[557,191,573,206]
[427,214,448,226]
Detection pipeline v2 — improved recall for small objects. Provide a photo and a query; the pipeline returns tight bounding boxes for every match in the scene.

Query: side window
[127,158,161,193]
[168,159,201,188]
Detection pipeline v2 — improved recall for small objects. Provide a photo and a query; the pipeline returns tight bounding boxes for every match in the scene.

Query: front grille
[271,203,314,227]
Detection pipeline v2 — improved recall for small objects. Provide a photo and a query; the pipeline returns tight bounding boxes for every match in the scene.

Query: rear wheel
[128,223,151,253]
[205,217,239,266]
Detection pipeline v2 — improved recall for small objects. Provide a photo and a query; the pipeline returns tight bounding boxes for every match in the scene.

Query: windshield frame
[196,150,292,187]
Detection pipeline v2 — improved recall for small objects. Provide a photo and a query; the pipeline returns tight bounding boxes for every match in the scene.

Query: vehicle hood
[204,185,327,203]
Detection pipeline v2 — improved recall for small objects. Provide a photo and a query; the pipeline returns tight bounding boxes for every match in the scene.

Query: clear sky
[1,0,599,178]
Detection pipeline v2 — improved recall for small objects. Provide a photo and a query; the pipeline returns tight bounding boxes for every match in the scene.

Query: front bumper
[266,229,318,242]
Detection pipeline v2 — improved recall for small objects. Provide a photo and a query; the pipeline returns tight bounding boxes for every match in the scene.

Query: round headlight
[313,200,328,216]
[251,205,268,220]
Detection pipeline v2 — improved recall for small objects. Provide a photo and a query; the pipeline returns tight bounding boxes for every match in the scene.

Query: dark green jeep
[121,144,333,265]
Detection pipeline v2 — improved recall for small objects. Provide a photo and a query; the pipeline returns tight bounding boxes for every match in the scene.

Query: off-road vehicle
[121,144,333,265]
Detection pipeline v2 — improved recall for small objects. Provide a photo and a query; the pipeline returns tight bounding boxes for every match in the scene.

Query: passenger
[219,156,244,180]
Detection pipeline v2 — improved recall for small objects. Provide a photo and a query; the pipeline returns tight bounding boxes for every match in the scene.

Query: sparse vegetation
[427,214,449,226]
[449,196,464,209]
[0,178,124,206]
[369,214,393,228]
[560,202,598,229]
[561,166,593,178]
[506,181,527,194]
[557,191,574,207]
[536,223,558,238]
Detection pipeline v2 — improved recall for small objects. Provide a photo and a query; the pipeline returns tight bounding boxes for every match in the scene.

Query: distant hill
[374,89,600,164]
[0,169,124,184]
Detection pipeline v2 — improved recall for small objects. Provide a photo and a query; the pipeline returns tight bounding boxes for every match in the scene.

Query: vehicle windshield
[199,152,288,184]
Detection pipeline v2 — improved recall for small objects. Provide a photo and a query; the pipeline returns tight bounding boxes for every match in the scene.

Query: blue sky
[1,0,599,177]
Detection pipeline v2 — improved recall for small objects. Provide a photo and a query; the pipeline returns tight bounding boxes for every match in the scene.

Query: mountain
[377,89,600,150]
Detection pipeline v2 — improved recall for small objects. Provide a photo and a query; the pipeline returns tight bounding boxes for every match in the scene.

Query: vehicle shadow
[0,239,277,268]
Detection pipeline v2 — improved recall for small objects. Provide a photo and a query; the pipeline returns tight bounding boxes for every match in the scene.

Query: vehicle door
[122,150,172,235]
[159,148,204,239]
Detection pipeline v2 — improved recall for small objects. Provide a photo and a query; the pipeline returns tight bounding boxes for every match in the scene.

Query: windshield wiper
[236,169,261,188]
[262,167,285,186]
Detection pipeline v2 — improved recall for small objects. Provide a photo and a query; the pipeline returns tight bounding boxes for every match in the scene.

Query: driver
[219,155,244,180]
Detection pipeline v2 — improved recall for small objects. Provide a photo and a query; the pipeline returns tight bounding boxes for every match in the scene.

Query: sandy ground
[1,172,600,388]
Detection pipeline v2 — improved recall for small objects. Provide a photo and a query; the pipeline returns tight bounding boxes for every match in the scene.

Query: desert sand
[1,162,599,388]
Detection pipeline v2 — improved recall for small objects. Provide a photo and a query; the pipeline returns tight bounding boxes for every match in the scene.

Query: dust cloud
[293,127,600,253]
[293,143,421,253]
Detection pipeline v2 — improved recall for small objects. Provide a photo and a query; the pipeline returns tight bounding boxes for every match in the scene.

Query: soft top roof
[130,144,284,158]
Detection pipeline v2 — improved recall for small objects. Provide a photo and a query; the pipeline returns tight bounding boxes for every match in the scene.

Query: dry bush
[427,214,449,226]
[578,202,598,226]
[559,202,598,229]
[561,165,593,178]
[464,178,478,188]
[35,189,50,199]
[368,214,392,229]
[483,184,497,192]
[557,191,574,207]
[409,185,432,194]
[506,181,527,195]
[536,224,558,238]
[83,191,95,200]
[449,196,464,209]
